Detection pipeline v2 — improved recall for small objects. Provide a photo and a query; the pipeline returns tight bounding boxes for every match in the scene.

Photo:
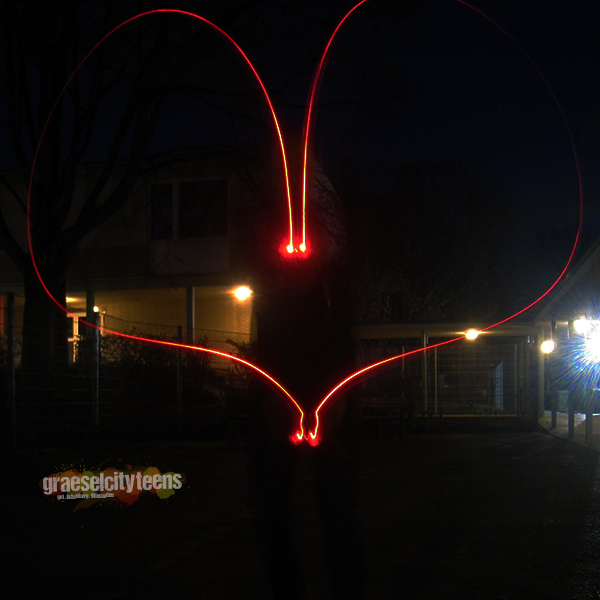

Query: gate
[356,332,538,431]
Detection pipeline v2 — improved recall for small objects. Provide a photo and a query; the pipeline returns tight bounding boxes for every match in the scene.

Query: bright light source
[585,329,600,363]
[233,286,253,301]
[574,318,592,335]
[93,306,100,313]
[281,240,310,258]
[541,339,555,354]
[572,318,600,368]
[465,329,480,341]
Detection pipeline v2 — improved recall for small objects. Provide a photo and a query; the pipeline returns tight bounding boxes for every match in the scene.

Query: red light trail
[27,8,306,442]
[300,0,371,257]
[28,3,584,445]
[283,0,585,442]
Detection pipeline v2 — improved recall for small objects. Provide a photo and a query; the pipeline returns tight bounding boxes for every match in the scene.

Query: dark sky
[2,0,598,281]
[302,0,600,301]
[313,0,598,217]
[3,0,598,202]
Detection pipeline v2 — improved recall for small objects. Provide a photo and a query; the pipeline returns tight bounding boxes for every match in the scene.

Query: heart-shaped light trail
[28,2,583,446]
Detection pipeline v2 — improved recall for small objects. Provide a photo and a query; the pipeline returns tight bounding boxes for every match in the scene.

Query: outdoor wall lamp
[541,339,555,354]
[233,286,253,301]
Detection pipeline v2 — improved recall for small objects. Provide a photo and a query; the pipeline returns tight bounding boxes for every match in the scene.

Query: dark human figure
[247,254,366,599]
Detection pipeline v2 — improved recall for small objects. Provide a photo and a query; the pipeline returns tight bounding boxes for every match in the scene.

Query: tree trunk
[21,262,70,397]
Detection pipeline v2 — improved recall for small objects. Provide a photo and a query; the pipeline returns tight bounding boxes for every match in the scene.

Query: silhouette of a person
[247,253,366,599]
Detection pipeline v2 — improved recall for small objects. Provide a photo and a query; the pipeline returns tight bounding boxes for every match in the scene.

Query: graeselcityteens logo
[39,464,185,509]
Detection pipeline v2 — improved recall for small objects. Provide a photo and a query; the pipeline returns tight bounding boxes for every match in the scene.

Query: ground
[6,421,600,599]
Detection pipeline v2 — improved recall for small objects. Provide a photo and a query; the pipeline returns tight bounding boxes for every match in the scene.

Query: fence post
[6,292,16,449]
[422,330,428,414]
[177,325,183,435]
[86,291,100,438]
[433,346,438,415]
[516,344,523,417]
[550,390,558,429]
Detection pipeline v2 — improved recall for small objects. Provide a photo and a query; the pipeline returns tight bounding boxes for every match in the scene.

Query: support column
[186,286,195,343]
[537,330,545,421]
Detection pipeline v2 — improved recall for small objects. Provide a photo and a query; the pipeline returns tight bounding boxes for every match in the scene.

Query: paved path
[6,429,600,599]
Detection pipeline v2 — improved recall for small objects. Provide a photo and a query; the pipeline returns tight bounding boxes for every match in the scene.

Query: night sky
[3,1,598,206]
[308,0,600,303]
[311,0,598,223]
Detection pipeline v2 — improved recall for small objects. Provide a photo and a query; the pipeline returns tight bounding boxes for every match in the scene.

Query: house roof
[353,320,538,340]
[534,236,600,324]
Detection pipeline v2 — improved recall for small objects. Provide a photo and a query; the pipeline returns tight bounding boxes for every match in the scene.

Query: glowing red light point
[280,239,310,259]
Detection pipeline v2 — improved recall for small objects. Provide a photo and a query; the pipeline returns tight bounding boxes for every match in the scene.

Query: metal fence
[2,293,540,449]
[355,335,539,436]
[1,294,254,449]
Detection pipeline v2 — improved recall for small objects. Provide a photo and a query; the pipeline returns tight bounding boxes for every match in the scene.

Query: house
[0,148,352,444]
[534,237,600,431]
[534,238,600,337]
[63,151,257,356]
[0,149,345,360]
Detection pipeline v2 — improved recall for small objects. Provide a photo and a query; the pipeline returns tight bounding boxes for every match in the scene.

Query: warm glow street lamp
[233,286,253,301]
[541,339,555,354]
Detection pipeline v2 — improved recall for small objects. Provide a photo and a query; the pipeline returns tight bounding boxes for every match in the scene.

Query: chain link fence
[355,335,539,438]
[2,293,539,448]
[1,294,254,449]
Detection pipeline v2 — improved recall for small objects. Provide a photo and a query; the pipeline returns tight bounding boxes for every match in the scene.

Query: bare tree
[0,0,270,378]
[339,159,513,323]
[0,0,422,383]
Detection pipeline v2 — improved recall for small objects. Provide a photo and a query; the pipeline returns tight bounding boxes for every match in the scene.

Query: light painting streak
[27,9,305,443]
[28,3,584,445]
[295,0,584,444]
[306,337,464,445]
[300,0,370,255]
[100,328,307,442]
[26,9,296,266]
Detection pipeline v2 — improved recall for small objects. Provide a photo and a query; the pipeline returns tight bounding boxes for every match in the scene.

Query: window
[151,183,173,240]
[150,180,228,241]
[179,180,228,238]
